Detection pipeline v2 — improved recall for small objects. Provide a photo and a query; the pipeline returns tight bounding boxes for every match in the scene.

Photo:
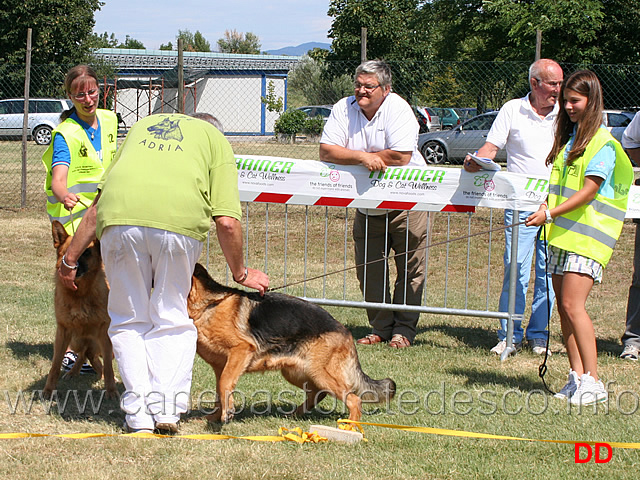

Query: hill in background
[265,42,330,56]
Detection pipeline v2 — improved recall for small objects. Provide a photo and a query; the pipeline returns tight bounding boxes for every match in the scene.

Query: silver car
[418,112,505,165]
[0,98,72,145]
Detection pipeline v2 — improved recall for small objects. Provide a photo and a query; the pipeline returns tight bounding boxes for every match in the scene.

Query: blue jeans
[497,210,556,343]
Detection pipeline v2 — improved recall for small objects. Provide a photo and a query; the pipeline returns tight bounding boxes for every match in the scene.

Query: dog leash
[69,198,90,235]
[537,223,557,396]
[268,220,527,292]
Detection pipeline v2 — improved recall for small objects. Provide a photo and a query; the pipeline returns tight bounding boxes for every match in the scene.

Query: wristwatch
[544,209,553,224]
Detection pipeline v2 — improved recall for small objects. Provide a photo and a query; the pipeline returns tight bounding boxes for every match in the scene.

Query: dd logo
[574,442,613,464]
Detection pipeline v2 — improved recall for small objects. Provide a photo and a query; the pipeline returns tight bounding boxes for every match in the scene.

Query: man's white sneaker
[490,340,522,355]
[569,373,608,406]
[554,369,580,400]
[528,338,552,356]
[620,344,640,361]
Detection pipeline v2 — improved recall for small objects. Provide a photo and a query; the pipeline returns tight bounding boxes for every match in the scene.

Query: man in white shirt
[320,59,429,349]
[619,113,640,360]
[464,58,563,356]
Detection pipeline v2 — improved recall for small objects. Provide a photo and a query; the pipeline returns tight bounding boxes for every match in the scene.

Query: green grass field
[1,140,640,479]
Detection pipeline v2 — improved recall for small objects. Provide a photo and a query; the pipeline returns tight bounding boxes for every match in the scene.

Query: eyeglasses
[354,82,381,93]
[535,78,562,88]
[71,89,99,100]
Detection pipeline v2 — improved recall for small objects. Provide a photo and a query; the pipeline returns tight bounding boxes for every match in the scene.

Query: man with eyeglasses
[464,58,564,357]
[319,59,429,349]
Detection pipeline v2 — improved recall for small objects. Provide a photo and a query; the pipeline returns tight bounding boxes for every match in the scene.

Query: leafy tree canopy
[0,0,102,65]
[89,32,145,49]
[217,29,261,54]
[176,29,211,52]
[328,0,640,64]
[327,0,433,62]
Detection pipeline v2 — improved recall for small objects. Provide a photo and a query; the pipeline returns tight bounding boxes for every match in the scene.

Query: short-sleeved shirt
[486,93,558,176]
[51,112,103,169]
[96,114,241,242]
[320,92,423,167]
[564,126,616,198]
[622,111,640,149]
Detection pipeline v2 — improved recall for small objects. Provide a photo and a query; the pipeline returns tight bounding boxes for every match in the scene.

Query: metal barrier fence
[200,201,519,357]
[2,59,640,208]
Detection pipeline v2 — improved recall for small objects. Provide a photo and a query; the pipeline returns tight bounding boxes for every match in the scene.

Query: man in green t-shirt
[58,113,269,434]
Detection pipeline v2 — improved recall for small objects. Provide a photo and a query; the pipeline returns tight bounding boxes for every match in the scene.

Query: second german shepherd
[43,221,117,399]
[188,263,396,424]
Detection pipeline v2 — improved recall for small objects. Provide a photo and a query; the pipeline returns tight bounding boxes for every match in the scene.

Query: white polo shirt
[320,92,423,167]
[486,93,558,176]
[622,111,640,149]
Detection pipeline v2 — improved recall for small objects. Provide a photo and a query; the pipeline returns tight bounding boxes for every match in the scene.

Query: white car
[0,98,72,145]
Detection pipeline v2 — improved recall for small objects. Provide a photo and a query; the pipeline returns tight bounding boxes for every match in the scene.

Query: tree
[89,31,119,49]
[261,80,283,113]
[118,35,145,50]
[217,29,261,54]
[88,32,144,50]
[425,0,640,64]
[0,0,103,98]
[327,0,433,62]
[159,42,173,51]
[176,29,211,52]
[287,55,352,106]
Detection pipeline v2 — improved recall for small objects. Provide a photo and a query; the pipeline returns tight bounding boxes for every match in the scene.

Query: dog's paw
[221,410,235,424]
[204,412,222,423]
[105,386,119,400]
[42,387,54,400]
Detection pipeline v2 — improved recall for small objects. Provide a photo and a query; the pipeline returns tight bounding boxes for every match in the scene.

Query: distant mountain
[265,42,331,56]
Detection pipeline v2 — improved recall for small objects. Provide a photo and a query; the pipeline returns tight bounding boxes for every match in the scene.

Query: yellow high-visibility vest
[547,127,633,267]
[43,109,117,233]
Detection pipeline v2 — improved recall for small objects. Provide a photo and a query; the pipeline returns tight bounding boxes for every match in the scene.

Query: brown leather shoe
[357,333,384,345]
[388,334,411,348]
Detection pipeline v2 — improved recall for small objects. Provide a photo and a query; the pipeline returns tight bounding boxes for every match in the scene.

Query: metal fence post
[501,211,519,361]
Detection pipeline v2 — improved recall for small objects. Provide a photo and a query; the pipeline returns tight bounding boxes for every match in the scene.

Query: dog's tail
[350,357,396,404]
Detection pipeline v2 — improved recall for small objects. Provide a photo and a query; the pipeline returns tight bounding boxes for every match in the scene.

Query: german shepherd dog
[188,263,396,423]
[43,221,117,398]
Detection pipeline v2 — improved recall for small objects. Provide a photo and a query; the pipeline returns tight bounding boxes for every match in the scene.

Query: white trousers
[101,225,202,430]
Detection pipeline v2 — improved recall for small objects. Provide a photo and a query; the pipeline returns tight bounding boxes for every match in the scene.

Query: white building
[93,48,300,135]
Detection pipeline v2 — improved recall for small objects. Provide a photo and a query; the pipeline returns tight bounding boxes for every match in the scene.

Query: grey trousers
[353,209,429,343]
[622,222,640,348]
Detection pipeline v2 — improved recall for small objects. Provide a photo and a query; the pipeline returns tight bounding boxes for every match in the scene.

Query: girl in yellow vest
[526,70,633,406]
[42,64,118,374]
[43,64,118,234]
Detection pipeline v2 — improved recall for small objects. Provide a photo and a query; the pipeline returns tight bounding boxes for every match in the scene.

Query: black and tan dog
[188,263,396,424]
[43,221,117,398]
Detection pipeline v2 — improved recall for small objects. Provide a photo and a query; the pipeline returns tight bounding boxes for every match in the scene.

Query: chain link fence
[2,59,640,208]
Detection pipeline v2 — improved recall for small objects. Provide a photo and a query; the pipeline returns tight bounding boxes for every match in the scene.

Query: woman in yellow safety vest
[526,70,633,407]
[43,64,118,234]
[42,64,118,374]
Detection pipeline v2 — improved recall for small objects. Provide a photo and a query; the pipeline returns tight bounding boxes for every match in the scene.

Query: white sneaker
[490,340,522,355]
[569,372,608,406]
[620,344,640,361]
[554,369,580,400]
[528,338,552,356]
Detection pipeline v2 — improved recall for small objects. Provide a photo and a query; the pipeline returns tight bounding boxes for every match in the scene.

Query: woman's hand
[62,192,79,211]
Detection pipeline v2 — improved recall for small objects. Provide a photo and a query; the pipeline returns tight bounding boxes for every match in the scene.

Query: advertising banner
[235,155,640,218]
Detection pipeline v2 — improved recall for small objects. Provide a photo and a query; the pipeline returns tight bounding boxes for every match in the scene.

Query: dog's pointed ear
[51,221,69,249]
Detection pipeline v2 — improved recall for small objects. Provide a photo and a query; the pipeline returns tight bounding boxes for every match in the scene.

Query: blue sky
[93,0,333,51]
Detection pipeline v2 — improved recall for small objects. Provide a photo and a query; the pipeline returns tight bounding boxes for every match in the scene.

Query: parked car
[414,106,441,134]
[603,109,635,128]
[418,111,507,165]
[296,105,333,121]
[453,107,478,123]
[432,107,460,130]
[0,98,72,145]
